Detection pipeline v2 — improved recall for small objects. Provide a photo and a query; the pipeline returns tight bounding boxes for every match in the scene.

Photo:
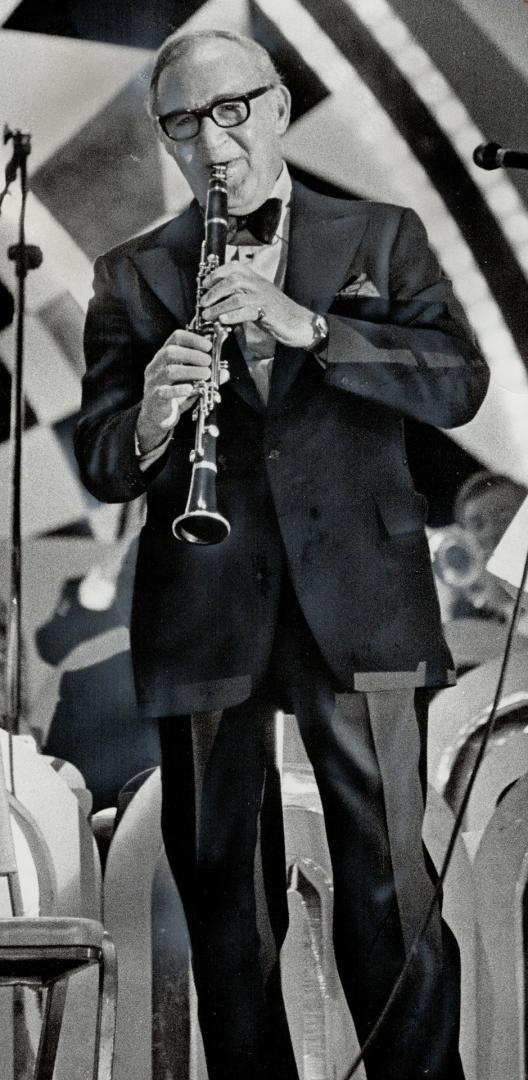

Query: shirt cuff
[312,334,329,368]
[135,427,172,471]
[313,344,328,369]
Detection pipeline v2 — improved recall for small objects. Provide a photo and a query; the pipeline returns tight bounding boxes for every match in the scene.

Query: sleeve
[323,207,490,428]
[74,254,171,504]
[135,428,173,469]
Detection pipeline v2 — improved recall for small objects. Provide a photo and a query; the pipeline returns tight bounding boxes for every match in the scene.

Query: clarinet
[172,164,231,544]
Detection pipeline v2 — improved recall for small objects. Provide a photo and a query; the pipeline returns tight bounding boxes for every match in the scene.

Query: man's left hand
[200,264,315,349]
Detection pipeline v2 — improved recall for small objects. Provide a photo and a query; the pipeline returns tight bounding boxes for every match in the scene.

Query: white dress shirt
[229,163,291,404]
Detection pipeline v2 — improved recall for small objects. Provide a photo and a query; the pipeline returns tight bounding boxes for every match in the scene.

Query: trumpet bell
[434,525,485,588]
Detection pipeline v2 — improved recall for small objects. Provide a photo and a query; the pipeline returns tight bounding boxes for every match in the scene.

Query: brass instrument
[172,164,231,544]
[434,525,486,590]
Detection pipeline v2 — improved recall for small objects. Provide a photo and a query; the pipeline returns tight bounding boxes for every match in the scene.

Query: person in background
[32,539,160,811]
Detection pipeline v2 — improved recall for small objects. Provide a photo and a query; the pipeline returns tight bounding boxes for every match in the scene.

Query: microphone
[473,141,528,171]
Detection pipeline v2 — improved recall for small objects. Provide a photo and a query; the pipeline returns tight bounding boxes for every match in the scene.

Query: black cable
[341,542,528,1080]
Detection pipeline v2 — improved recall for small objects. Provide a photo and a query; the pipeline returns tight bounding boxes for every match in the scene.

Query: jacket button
[267,449,280,460]
[340,375,349,386]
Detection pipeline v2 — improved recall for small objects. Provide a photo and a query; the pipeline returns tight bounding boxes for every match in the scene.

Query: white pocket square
[337,272,381,299]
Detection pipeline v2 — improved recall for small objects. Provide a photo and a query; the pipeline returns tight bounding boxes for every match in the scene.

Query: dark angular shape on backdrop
[0,360,38,444]
[38,292,86,379]
[41,520,94,538]
[5,0,331,125]
[0,278,14,332]
[4,0,206,48]
[31,76,165,261]
[250,0,329,124]
[388,0,528,208]
[52,413,99,509]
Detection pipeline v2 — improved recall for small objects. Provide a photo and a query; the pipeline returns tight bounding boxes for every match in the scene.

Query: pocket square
[337,272,381,299]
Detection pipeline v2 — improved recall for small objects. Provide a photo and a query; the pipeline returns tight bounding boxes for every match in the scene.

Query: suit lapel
[284,180,370,310]
[269,180,370,406]
[132,202,203,328]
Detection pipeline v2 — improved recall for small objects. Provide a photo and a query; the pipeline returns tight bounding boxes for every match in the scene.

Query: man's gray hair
[148,29,282,119]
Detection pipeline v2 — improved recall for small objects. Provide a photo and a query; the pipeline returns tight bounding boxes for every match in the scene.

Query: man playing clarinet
[76,29,490,1080]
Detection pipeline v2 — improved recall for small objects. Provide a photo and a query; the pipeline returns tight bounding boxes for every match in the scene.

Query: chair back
[0,735,23,915]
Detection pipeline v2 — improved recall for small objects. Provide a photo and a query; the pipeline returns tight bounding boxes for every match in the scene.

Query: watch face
[313,315,328,342]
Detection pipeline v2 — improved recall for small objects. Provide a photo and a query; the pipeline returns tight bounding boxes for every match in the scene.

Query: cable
[341,543,528,1080]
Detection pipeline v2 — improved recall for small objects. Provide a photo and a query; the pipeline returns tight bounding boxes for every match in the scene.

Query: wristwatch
[310,313,329,352]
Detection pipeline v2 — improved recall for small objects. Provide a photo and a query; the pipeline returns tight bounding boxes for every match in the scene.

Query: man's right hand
[136,328,213,454]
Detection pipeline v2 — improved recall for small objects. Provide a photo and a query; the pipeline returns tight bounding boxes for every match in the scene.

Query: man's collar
[271,163,292,241]
[270,162,292,206]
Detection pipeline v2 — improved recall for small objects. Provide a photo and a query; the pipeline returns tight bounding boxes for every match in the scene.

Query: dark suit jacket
[75,178,490,716]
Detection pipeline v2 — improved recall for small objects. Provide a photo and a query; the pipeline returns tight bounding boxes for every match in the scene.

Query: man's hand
[200,263,315,348]
[136,328,213,453]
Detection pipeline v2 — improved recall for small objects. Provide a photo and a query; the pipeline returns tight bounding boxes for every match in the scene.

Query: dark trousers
[158,591,465,1080]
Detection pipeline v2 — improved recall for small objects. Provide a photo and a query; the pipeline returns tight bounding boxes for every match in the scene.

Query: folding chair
[0,733,117,1080]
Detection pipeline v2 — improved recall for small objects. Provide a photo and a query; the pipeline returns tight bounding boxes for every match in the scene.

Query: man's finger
[158,384,197,429]
[200,278,245,310]
[201,297,250,322]
[157,383,195,399]
[166,363,211,382]
[164,328,213,350]
[215,307,265,327]
[164,345,212,366]
[203,264,247,287]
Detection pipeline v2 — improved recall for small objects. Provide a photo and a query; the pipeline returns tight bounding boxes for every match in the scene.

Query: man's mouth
[208,157,245,173]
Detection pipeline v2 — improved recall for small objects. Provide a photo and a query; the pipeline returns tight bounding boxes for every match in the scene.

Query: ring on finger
[255,307,265,322]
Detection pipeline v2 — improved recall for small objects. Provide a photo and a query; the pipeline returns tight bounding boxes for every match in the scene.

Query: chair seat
[0,916,107,949]
[0,917,111,986]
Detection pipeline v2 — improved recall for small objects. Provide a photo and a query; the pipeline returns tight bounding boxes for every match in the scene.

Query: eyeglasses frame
[156,83,278,142]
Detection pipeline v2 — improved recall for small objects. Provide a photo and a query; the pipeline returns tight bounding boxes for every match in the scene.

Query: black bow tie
[227,197,282,245]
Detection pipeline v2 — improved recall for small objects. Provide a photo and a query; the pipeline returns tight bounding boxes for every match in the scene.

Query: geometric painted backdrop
[1,0,528,539]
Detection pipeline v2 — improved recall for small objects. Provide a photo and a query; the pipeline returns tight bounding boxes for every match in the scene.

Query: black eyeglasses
[157,83,276,142]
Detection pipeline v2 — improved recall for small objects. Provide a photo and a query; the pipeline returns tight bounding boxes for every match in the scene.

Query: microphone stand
[0,127,42,740]
[0,127,43,1080]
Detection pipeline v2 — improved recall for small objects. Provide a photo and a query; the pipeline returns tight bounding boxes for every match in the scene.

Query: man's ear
[274,84,291,134]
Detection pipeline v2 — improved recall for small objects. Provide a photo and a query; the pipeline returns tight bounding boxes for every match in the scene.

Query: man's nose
[198,115,231,155]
